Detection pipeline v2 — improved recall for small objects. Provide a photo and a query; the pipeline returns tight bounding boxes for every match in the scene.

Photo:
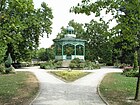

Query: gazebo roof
[53,26,86,43]
[53,37,86,42]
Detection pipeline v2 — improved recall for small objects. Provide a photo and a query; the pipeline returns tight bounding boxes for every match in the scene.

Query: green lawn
[49,70,90,82]
[99,73,140,105]
[0,71,39,105]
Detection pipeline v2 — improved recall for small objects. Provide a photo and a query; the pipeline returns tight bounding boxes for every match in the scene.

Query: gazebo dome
[65,26,76,38]
[67,26,74,32]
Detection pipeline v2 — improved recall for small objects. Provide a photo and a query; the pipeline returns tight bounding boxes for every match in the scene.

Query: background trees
[33,47,55,61]
[71,0,140,64]
[84,20,112,63]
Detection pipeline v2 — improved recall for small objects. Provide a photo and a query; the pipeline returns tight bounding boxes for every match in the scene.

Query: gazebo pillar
[74,45,76,58]
[62,44,64,59]
[83,45,85,56]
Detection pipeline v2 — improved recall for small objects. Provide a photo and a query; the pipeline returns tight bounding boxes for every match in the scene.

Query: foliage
[69,58,84,69]
[0,64,5,73]
[5,53,12,67]
[71,0,140,63]
[0,0,53,62]
[100,73,140,105]
[40,60,62,69]
[69,58,100,70]
[134,50,139,71]
[49,70,90,82]
[84,20,112,63]
[32,47,55,61]
[72,1,140,99]
[122,67,138,77]
[4,54,16,74]
[0,44,7,63]
[0,72,39,105]
[84,60,100,70]
[4,53,13,73]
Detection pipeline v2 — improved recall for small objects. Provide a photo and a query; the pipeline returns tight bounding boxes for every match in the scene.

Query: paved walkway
[16,66,122,105]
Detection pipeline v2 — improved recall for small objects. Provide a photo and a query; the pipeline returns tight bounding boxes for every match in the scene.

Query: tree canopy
[71,0,140,100]
[0,0,53,62]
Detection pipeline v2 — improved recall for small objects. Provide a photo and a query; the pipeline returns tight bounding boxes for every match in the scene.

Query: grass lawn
[99,73,140,105]
[49,70,90,82]
[0,71,39,105]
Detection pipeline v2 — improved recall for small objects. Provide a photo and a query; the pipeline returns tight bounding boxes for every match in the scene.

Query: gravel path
[16,66,122,105]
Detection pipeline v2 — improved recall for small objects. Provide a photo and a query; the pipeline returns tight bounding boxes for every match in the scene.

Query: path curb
[29,71,42,105]
[97,73,110,105]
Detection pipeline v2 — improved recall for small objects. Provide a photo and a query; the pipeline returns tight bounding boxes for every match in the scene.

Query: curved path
[16,66,122,105]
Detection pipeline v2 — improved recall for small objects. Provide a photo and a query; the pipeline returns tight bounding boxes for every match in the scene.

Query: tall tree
[71,0,140,100]
[0,0,53,62]
[84,19,112,63]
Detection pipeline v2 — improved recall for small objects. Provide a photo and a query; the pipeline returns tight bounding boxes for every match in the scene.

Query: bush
[5,53,12,68]
[69,58,84,69]
[84,60,100,70]
[122,67,138,77]
[40,60,62,69]
[69,59,100,70]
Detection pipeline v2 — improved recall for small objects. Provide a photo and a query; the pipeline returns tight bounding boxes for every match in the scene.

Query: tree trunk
[135,50,140,100]
[135,69,140,100]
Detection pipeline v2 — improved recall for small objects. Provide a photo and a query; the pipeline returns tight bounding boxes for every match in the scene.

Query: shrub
[122,67,138,77]
[40,60,62,69]
[4,53,16,74]
[5,53,12,68]
[69,59,100,70]
[69,58,84,69]
[84,60,100,70]
[0,64,5,73]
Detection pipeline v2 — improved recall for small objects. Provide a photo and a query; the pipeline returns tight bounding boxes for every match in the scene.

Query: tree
[71,0,140,100]
[0,0,53,62]
[84,19,112,63]
[33,47,55,61]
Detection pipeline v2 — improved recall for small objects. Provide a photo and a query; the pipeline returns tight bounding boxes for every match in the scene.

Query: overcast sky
[33,0,116,48]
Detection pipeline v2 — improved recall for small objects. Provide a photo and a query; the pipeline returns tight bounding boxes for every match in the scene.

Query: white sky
[33,0,116,48]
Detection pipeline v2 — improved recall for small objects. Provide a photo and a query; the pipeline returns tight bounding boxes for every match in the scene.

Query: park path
[16,66,122,105]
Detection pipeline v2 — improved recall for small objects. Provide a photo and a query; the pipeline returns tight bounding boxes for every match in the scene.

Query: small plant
[5,53,12,68]
[4,53,15,74]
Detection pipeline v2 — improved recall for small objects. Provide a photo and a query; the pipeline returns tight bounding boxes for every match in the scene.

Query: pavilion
[53,26,86,61]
